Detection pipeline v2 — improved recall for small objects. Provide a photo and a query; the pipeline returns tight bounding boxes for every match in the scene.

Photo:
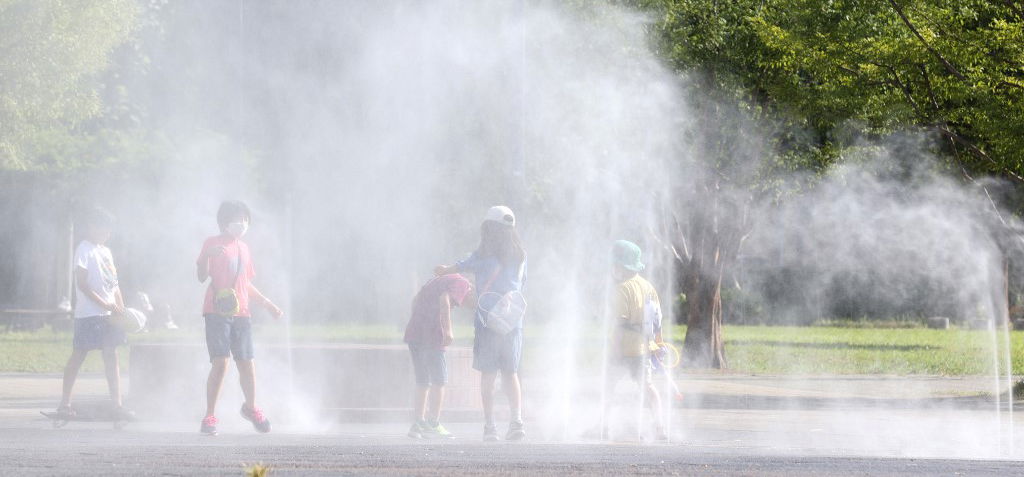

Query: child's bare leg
[60,349,89,408]
[205,357,229,416]
[480,372,498,425]
[501,372,522,422]
[237,359,256,410]
[645,382,664,432]
[427,385,444,422]
[600,386,611,438]
[413,386,429,422]
[600,365,621,439]
[101,346,122,407]
[601,373,615,423]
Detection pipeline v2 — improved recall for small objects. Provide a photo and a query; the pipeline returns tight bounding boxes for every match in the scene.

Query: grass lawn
[0,322,464,373]
[1,323,1021,376]
[712,326,1024,376]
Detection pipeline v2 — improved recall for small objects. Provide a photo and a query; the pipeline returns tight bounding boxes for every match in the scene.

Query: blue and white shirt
[456,251,527,329]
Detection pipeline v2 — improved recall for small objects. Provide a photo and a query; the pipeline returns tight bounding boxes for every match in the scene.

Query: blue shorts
[472,327,522,374]
[409,344,447,386]
[73,316,126,351]
[204,315,254,362]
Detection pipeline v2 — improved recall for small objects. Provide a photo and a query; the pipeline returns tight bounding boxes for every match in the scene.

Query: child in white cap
[435,205,528,441]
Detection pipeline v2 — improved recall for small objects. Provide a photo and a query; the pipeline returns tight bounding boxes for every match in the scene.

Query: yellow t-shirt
[611,275,662,357]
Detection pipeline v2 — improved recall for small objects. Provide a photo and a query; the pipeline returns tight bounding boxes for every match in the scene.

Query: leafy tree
[642,0,1024,180]
[747,0,1024,180]
[0,0,138,171]
[634,0,1024,367]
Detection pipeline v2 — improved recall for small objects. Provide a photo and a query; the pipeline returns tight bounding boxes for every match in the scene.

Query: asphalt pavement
[1,373,1021,476]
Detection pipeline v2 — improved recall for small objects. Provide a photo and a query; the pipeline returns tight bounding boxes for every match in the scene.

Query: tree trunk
[665,187,748,370]
[681,242,728,368]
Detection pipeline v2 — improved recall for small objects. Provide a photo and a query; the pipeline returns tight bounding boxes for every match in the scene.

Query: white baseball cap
[484,205,515,227]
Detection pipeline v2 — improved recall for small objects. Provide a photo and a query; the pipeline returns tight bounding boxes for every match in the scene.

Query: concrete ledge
[129,343,480,422]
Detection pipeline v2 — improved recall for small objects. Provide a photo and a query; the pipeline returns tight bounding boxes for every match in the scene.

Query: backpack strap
[480,263,502,295]
[231,243,243,288]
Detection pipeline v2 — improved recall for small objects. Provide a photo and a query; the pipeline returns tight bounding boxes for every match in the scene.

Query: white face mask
[226,221,248,238]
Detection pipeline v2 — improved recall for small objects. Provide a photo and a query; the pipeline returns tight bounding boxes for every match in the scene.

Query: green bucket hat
[613,240,645,272]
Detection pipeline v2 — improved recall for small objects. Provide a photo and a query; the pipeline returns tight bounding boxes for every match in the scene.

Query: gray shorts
[204,315,254,362]
[472,327,522,374]
[409,344,447,386]
[73,316,126,351]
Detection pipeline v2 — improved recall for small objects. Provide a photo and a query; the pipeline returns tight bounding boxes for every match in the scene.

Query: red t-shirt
[198,235,255,317]
[404,274,472,348]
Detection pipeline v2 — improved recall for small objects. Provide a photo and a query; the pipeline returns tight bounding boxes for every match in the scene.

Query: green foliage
[0,0,138,171]
[639,0,1024,185]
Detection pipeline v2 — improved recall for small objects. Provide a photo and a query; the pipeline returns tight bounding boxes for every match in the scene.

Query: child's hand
[107,301,125,315]
[654,343,668,361]
[266,302,284,319]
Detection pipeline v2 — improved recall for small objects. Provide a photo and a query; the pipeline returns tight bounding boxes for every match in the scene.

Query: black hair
[476,221,526,268]
[78,206,115,229]
[217,200,251,228]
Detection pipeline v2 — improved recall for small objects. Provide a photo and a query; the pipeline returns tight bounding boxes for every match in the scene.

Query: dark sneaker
[506,420,526,441]
[421,422,454,439]
[240,405,271,433]
[54,405,76,418]
[654,426,668,442]
[408,422,424,439]
[483,423,499,442]
[112,406,136,422]
[200,415,218,435]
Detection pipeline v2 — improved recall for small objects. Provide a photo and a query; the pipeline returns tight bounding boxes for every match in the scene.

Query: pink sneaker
[240,405,271,433]
[200,415,218,435]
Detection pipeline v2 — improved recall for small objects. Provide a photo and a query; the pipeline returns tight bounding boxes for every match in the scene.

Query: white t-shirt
[74,240,119,319]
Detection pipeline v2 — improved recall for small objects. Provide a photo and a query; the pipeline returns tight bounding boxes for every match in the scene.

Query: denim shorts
[472,326,522,374]
[409,344,447,386]
[204,315,254,362]
[73,316,126,351]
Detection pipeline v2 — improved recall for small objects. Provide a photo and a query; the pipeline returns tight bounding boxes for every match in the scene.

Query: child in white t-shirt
[55,207,131,419]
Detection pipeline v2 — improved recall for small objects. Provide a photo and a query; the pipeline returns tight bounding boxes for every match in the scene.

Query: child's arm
[114,287,126,313]
[439,292,453,347]
[247,283,283,319]
[75,267,123,314]
[614,288,631,324]
[196,245,226,282]
[436,252,480,277]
